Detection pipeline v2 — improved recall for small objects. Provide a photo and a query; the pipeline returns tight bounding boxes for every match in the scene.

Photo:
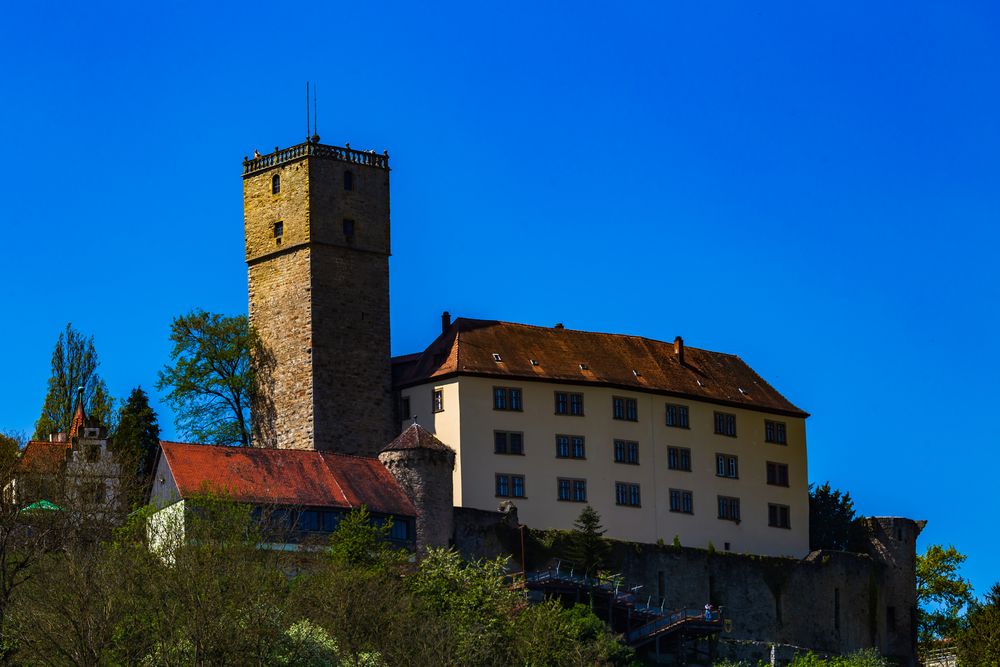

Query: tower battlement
[243,140,389,177]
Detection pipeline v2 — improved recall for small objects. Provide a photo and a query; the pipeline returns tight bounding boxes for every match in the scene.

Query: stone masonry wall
[379,448,455,552]
[452,512,918,666]
[243,150,393,454]
[308,155,393,455]
[247,248,314,450]
[245,158,315,450]
[310,243,393,456]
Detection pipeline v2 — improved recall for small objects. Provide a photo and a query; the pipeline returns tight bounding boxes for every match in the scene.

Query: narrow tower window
[344,170,354,191]
[343,219,355,242]
[271,174,280,194]
[274,221,284,240]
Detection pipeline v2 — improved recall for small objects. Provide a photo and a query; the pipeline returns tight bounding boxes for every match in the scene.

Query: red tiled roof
[381,423,454,454]
[159,442,415,517]
[18,441,69,474]
[69,398,87,438]
[393,318,807,418]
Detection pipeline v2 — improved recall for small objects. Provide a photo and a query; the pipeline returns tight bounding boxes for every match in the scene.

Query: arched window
[343,170,354,191]
[272,174,280,194]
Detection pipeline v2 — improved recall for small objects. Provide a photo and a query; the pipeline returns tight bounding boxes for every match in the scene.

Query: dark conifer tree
[112,387,160,505]
[569,505,610,574]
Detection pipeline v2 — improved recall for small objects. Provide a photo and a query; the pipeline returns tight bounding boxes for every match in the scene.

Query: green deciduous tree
[916,544,974,647]
[112,386,160,506]
[809,482,864,551]
[156,310,256,446]
[956,583,1000,666]
[33,323,114,440]
[569,505,611,574]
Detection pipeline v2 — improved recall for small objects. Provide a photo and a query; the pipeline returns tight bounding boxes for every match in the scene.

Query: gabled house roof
[393,318,808,418]
[157,442,415,517]
[17,441,69,475]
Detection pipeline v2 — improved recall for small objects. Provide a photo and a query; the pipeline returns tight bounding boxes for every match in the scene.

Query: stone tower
[243,139,394,456]
[862,516,925,667]
[379,423,456,553]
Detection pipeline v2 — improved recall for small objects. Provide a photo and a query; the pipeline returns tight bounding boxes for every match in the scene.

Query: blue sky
[1,2,997,594]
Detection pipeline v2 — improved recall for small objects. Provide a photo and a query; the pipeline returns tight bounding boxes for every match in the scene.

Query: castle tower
[862,516,925,667]
[379,424,456,553]
[243,140,394,455]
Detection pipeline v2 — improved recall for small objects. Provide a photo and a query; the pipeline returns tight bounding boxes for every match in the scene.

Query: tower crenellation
[244,139,394,455]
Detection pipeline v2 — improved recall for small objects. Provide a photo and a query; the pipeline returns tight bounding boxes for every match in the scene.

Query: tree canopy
[33,323,114,441]
[956,583,1000,666]
[156,310,256,446]
[808,482,863,551]
[916,544,974,647]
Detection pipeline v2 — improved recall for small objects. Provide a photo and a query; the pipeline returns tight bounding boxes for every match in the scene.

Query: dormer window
[271,173,280,194]
[84,427,100,438]
[344,170,354,191]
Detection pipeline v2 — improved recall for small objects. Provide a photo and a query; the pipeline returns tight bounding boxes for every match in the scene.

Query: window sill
[668,467,693,473]
[614,461,641,466]
[666,425,691,430]
[557,498,588,503]
[668,510,694,515]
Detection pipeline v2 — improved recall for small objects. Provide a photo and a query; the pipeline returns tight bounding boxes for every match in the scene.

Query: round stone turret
[378,424,455,553]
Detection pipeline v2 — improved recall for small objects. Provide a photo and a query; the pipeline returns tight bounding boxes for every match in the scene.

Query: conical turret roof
[381,423,454,454]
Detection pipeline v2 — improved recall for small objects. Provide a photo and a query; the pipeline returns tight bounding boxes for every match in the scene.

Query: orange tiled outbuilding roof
[158,442,416,517]
[393,318,808,418]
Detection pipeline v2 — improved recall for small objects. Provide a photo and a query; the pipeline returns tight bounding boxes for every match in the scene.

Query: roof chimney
[441,311,451,333]
[674,336,684,365]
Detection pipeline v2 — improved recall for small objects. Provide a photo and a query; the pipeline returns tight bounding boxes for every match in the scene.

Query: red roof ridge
[449,316,744,358]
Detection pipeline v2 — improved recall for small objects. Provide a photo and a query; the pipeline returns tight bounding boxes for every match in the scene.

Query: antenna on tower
[306,81,311,142]
[313,83,318,140]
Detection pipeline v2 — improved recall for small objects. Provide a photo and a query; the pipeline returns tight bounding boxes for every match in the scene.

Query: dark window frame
[494,431,524,456]
[554,391,585,416]
[714,411,737,437]
[667,446,692,472]
[615,481,641,507]
[717,495,741,522]
[493,386,523,411]
[716,453,739,479]
[556,434,585,459]
[768,503,791,529]
[495,473,526,498]
[666,403,690,429]
[669,488,694,514]
[766,461,790,487]
[557,477,588,503]
[613,396,639,421]
[765,420,787,445]
[613,439,639,465]
[271,173,281,194]
[343,170,354,191]
[432,388,444,413]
